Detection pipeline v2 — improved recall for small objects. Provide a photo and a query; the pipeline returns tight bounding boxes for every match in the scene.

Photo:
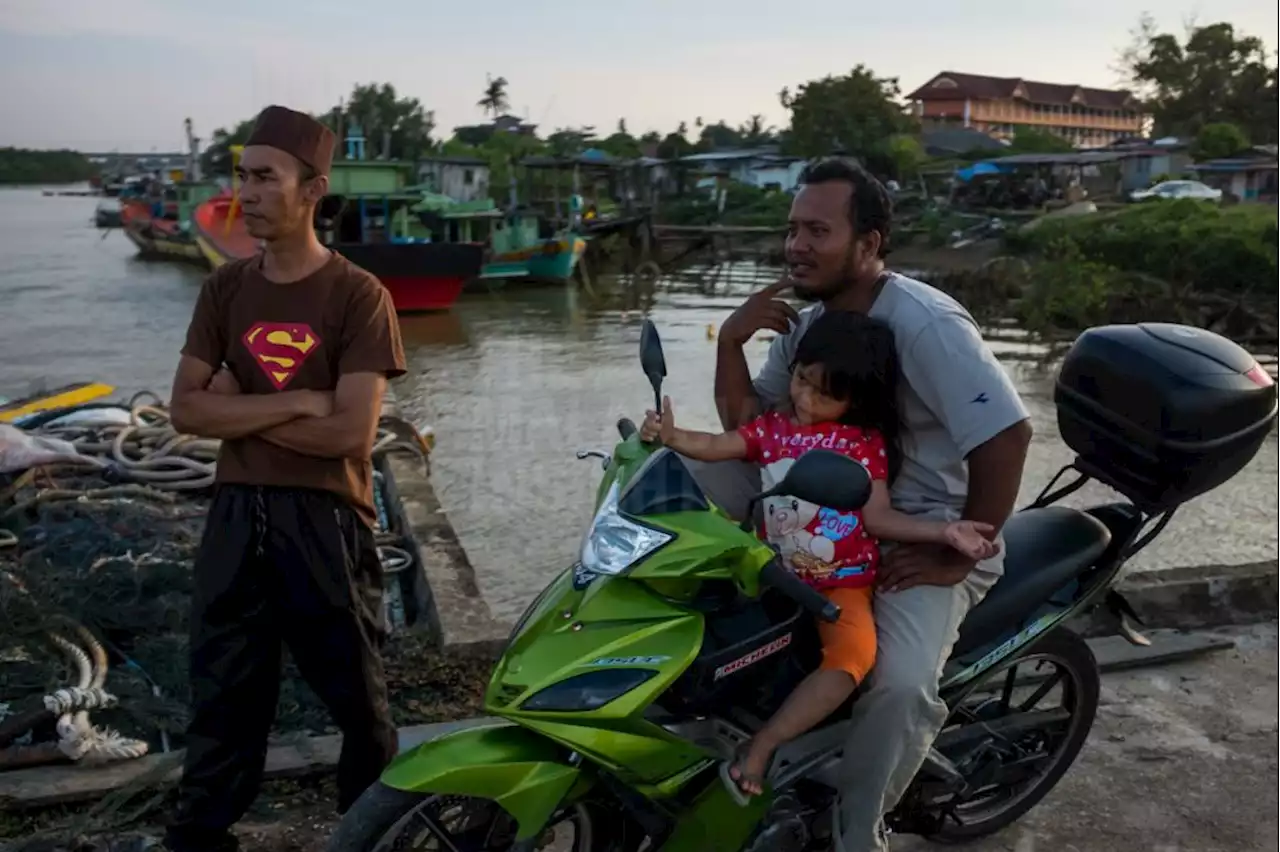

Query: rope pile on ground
[0,395,434,771]
[7,392,218,492]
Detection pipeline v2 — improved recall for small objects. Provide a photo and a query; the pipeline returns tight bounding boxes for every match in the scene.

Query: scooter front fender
[381,722,589,841]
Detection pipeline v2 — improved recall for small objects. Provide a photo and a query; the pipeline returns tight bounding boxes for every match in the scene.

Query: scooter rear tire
[926,628,1100,843]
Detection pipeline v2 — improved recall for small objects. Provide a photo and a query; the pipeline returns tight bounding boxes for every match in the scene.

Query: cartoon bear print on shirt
[760,457,842,580]
[764,495,836,578]
[740,413,888,589]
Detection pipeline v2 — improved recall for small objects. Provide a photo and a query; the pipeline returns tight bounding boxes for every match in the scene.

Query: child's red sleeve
[859,429,891,481]
[737,414,769,463]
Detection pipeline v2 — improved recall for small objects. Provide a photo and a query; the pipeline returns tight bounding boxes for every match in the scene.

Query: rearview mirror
[639,320,667,413]
[769,449,872,513]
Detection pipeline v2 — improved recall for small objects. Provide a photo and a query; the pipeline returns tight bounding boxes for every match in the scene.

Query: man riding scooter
[697,157,1032,851]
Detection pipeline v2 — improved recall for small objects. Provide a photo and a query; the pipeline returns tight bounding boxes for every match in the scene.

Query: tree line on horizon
[0,148,98,185]
[4,16,1274,186]
[195,17,1277,179]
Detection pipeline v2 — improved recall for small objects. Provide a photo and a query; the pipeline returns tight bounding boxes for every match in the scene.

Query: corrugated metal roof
[679,146,785,163]
[420,156,487,166]
[979,151,1127,166]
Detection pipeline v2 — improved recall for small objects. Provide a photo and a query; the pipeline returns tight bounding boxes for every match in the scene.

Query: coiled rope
[0,624,149,768]
[14,401,431,495]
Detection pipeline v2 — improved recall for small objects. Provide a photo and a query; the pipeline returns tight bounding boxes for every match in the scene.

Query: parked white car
[1131,180,1223,202]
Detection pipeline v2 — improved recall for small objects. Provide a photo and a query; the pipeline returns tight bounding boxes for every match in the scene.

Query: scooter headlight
[579,483,672,576]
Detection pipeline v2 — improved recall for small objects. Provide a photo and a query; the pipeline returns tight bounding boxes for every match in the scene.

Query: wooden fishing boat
[120,182,220,265]
[485,229,586,282]
[411,194,586,285]
[94,199,123,228]
[0,382,116,424]
[193,142,482,313]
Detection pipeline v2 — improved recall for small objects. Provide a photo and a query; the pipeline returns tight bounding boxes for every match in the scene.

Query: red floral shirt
[738,411,890,590]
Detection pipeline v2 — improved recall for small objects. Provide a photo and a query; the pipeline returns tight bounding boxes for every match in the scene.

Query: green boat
[411,192,586,285]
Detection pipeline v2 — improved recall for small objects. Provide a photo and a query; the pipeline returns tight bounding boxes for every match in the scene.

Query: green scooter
[329,318,1277,851]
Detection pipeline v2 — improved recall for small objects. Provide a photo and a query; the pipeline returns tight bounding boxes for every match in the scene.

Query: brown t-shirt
[181,252,406,525]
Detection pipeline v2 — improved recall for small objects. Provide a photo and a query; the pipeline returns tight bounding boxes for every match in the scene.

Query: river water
[2,187,1275,620]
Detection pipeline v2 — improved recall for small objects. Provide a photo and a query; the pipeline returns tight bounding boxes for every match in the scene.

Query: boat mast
[184,118,201,182]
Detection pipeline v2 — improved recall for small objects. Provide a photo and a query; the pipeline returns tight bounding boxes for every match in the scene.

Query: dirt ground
[899,623,1280,852]
[4,624,1275,852]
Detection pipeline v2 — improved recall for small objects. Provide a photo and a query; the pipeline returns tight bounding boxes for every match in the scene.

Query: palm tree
[478,75,510,118]
[741,114,774,145]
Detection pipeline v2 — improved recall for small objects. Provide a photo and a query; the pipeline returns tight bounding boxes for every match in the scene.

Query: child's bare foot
[724,738,776,800]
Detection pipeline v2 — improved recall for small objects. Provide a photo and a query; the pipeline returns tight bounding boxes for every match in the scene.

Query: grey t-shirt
[752,271,1030,521]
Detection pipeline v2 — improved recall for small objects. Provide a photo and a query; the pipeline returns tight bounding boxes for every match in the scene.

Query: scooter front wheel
[326,784,607,851]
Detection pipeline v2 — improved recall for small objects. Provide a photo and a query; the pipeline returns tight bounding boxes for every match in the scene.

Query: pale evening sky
[1,0,1275,152]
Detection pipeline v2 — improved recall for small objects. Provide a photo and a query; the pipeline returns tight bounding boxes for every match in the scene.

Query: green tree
[656,129,695,161]
[453,125,496,147]
[201,83,436,174]
[637,131,662,155]
[696,121,744,151]
[481,130,546,195]
[886,135,925,181]
[546,126,597,158]
[739,115,775,147]
[343,82,435,160]
[780,65,916,166]
[1192,122,1250,160]
[200,118,256,176]
[1120,16,1278,142]
[600,121,642,158]
[0,148,97,184]
[478,75,510,117]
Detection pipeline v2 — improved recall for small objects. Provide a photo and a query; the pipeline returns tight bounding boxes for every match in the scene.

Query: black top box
[1054,323,1277,512]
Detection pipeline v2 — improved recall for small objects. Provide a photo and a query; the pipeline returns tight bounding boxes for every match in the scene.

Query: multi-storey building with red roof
[906,71,1147,149]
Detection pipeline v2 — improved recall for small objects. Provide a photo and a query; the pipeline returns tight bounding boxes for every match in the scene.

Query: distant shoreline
[0,148,98,186]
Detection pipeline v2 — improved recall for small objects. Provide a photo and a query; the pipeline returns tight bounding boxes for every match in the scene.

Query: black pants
[167,485,398,851]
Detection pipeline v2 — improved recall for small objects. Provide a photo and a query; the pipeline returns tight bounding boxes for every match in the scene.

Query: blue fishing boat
[411,193,585,285]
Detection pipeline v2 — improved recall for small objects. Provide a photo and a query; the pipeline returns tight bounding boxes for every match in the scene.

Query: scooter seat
[952,507,1111,656]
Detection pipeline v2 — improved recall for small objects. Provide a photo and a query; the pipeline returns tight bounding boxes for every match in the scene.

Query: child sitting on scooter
[639,309,999,803]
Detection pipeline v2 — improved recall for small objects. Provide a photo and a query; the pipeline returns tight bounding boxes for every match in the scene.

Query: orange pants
[817,586,877,683]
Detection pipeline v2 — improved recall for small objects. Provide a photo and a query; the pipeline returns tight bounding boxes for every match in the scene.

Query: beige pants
[683,457,1001,852]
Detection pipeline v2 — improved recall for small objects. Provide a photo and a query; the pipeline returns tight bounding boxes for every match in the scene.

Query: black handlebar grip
[760,560,842,623]
[617,418,638,440]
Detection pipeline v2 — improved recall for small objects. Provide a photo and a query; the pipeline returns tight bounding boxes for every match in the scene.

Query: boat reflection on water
[395,310,470,348]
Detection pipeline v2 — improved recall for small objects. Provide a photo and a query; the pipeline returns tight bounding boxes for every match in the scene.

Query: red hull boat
[192,194,482,314]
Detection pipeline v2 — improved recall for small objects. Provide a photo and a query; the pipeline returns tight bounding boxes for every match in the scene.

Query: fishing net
[0,400,488,774]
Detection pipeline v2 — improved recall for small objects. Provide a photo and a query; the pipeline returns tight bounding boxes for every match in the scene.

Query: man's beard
[790,246,860,304]
[793,272,850,303]
[792,282,824,303]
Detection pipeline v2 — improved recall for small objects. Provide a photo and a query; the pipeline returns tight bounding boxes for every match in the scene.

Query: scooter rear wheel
[325,786,609,851]
[924,628,1100,843]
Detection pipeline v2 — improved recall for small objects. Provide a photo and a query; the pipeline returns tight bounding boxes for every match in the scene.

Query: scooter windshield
[618,448,710,517]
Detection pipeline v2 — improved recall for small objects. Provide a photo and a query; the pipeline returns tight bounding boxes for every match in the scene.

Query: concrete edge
[0,719,503,810]
[379,388,509,653]
[1072,560,1279,637]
